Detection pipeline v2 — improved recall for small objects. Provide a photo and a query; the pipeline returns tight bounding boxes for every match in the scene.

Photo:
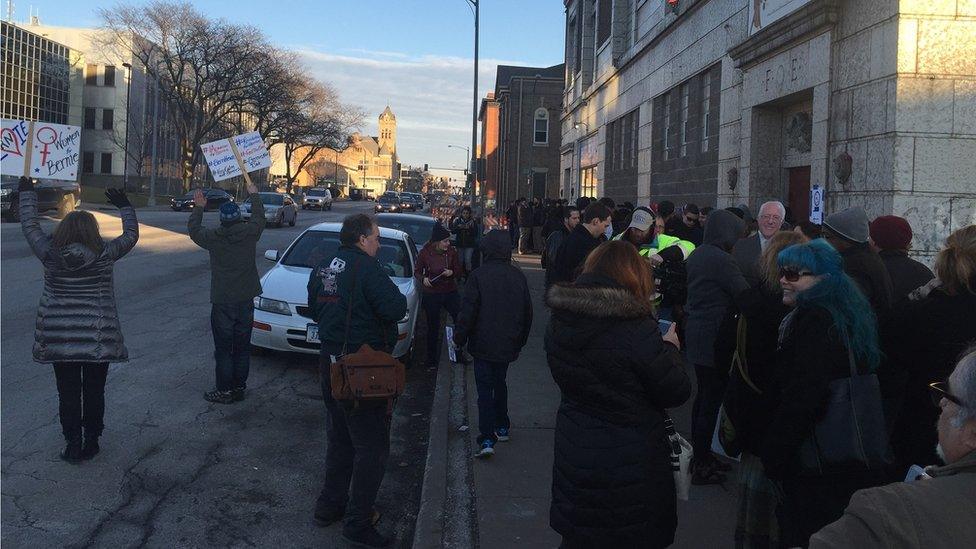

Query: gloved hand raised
[105,188,132,209]
[17,176,33,192]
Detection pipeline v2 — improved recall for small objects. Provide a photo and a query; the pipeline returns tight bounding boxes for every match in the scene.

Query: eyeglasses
[778,268,815,282]
[929,381,965,407]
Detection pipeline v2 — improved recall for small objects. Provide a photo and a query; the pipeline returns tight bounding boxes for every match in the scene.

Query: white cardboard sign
[1,119,82,181]
[200,131,271,182]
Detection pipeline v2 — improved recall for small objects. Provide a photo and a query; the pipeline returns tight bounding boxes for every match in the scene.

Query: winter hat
[430,222,451,243]
[626,207,655,232]
[869,215,912,250]
[823,207,870,244]
[219,202,241,224]
[737,203,754,224]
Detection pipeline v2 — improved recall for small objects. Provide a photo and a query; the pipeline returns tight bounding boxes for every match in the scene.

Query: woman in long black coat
[545,241,691,548]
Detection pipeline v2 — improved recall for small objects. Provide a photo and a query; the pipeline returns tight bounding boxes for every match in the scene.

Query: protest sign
[200,131,271,183]
[1,119,82,181]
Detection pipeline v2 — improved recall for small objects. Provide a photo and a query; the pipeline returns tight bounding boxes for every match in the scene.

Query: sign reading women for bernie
[1,119,82,181]
[200,131,272,182]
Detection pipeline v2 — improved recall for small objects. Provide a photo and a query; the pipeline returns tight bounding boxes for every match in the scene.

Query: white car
[251,222,420,364]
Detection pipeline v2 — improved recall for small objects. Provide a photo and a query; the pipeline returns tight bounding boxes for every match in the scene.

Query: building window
[597,0,612,46]
[100,152,112,174]
[533,108,549,144]
[568,16,581,75]
[82,152,95,174]
[580,166,597,198]
[102,108,114,130]
[84,107,96,129]
[85,64,97,86]
[701,71,712,153]
[605,108,638,174]
[104,65,116,87]
[662,92,672,160]
[679,82,690,157]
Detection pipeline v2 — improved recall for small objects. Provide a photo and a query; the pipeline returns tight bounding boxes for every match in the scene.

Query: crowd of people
[17,170,976,548]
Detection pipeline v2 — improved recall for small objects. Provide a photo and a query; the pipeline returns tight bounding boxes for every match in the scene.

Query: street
[0,200,435,548]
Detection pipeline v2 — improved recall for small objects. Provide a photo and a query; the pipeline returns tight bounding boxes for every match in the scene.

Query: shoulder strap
[341,259,361,355]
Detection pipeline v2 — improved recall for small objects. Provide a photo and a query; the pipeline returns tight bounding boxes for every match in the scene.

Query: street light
[121,62,132,193]
[447,144,470,177]
[461,0,479,202]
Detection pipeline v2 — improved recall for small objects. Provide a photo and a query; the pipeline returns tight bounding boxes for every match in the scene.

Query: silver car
[242,192,298,228]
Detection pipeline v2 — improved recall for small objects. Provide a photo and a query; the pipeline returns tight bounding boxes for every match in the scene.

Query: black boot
[342,525,392,548]
[61,438,84,464]
[81,435,100,460]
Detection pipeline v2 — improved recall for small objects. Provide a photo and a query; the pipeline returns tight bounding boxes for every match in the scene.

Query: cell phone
[658,319,674,335]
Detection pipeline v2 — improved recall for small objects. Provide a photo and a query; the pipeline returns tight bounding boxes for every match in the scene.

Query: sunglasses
[929,381,965,407]
[778,268,815,282]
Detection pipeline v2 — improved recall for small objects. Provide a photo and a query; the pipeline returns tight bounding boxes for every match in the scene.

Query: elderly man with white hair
[732,200,785,287]
[810,346,976,548]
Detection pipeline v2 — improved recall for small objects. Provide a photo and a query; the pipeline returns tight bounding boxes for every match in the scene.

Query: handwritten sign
[1,119,82,181]
[200,131,271,182]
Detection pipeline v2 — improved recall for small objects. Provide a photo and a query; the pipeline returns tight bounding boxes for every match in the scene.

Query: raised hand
[17,177,33,192]
[193,189,207,208]
[105,188,132,209]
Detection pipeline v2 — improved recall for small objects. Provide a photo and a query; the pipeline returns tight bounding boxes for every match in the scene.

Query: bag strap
[341,259,361,356]
[732,316,762,394]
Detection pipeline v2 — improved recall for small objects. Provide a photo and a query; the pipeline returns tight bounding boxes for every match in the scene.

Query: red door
[788,166,811,223]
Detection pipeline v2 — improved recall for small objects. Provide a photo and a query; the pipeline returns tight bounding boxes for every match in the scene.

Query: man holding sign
[188,180,266,404]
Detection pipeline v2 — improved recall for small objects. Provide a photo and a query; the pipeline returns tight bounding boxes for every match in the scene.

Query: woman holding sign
[19,177,139,463]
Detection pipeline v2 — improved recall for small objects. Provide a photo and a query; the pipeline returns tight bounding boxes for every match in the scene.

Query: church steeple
[378,106,396,156]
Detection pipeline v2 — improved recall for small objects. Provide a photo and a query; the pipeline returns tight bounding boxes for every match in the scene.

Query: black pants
[473,359,510,443]
[53,362,109,441]
[691,363,728,463]
[211,300,254,391]
[421,291,460,367]
[317,355,390,532]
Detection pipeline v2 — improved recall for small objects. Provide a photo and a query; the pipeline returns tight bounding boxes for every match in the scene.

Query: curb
[412,358,452,548]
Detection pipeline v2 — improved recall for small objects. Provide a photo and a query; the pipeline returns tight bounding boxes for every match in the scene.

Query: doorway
[532,171,547,200]
[788,166,811,223]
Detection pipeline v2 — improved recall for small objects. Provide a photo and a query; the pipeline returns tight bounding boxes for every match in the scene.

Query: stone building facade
[483,64,565,212]
[560,0,975,259]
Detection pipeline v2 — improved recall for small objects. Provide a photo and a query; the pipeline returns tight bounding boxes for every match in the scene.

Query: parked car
[1,176,80,222]
[374,192,402,213]
[242,192,297,227]
[301,187,333,211]
[375,213,436,253]
[170,188,234,211]
[251,223,420,364]
[399,192,424,212]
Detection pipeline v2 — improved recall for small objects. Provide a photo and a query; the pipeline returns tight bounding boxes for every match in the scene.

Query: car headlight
[1,188,12,197]
[254,296,292,316]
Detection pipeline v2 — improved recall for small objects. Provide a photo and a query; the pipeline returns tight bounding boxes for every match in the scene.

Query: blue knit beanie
[219,201,241,224]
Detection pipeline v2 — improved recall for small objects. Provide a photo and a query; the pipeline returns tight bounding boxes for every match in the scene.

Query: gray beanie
[823,206,869,243]
[737,203,754,223]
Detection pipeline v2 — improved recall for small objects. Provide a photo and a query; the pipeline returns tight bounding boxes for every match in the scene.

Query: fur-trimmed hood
[546,275,655,319]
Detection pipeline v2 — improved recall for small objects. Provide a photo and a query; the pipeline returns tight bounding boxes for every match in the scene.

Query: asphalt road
[1,200,434,548]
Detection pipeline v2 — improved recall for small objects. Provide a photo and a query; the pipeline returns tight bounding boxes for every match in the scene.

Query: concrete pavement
[415,253,737,548]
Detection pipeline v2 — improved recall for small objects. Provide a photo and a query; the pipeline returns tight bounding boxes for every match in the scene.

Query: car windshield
[281,231,412,278]
[246,193,283,205]
[306,189,327,196]
[379,195,399,204]
[376,217,434,246]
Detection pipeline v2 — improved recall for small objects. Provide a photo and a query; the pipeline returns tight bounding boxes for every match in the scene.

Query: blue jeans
[422,291,460,366]
[211,300,254,391]
[473,359,510,443]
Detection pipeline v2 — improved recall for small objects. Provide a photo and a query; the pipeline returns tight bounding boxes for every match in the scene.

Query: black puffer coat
[21,191,139,363]
[545,274,691,548]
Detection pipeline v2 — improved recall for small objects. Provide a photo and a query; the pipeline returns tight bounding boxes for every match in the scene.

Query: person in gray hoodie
[188,181,265,404]
[684,208,749,483]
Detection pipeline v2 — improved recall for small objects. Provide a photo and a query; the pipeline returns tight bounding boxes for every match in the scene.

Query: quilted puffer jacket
[20,191,139,363]
[545,273,691,548]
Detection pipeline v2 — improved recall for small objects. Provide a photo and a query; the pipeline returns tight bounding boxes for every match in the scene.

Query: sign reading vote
[1,119,82,181]
[200,131,271,182]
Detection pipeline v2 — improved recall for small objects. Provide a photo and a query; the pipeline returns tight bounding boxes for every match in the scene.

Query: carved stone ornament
[786,111,812,153]
[727,167,739,191]
[833,151,853,186]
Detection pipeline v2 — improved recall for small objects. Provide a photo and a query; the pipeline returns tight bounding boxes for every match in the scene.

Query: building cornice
[728,0,840,69]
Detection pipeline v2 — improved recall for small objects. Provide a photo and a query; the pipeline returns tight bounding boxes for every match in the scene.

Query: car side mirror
[264,250,279,262]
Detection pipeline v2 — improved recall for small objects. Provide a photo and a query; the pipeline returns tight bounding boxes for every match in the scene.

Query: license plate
[306,323,320,343]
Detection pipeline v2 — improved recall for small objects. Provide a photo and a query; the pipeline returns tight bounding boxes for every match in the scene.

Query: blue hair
[777,239,882,371]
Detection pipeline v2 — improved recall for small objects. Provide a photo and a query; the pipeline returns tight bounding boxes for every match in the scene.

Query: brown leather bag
[330,260,405,402]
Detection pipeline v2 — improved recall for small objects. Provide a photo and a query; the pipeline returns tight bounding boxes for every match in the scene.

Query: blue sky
[22,0,567,176]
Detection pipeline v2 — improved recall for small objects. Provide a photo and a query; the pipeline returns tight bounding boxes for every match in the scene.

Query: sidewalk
[415,253,737,548]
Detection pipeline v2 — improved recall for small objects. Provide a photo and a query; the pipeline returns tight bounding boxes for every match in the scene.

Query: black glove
[17,176,33,192]
[105,188,132,209]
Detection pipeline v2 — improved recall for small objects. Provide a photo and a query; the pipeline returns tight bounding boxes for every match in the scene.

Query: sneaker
[203,389,235,404]
[60,440,84,464]
[231,386,246,402]
[495,428,510,442]
[341,525,392,548]
[475,439,495,459]
[81,436,100,460]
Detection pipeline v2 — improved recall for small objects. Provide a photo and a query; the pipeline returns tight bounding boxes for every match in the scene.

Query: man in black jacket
[869,215,934,301]
[517,198,534,255]
[542,206,579,287]
[549,202,611,285]
[822,207,894,314]
[454,230,532,458]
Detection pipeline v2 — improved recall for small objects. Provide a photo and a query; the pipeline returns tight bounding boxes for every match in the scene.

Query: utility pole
[465,0,479,203]
[148,71,158,205]
[121,62,133,193]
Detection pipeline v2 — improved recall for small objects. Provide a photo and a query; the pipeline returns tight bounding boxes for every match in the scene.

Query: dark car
[374,192,402,213]
[170,188,234,211]
[1,176,81,222]
[375,213,436,252]
[399,192,424,212]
